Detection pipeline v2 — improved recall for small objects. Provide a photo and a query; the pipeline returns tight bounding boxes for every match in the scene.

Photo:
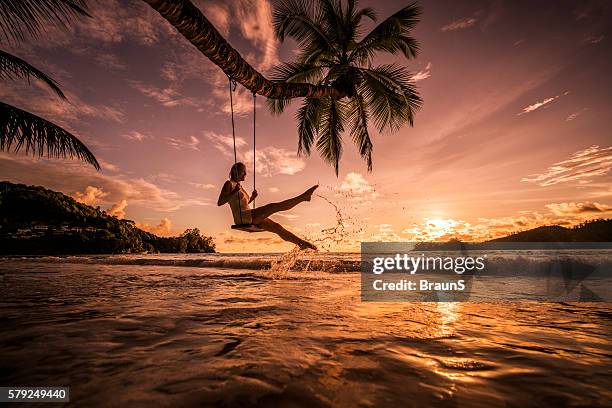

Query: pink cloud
[72,186,109,205]
[522,145,612,186]
[137,218,172,236]
[106,199,128,219]
[441,17,478,32]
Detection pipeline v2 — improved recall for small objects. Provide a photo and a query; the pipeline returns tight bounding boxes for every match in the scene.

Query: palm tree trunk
[141,0,346,99]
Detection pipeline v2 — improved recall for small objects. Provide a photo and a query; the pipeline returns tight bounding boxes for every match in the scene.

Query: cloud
[566,108,588,122]
[94,53,127,70]
[243,147,306,177]
[233,0,279,72]
[411,62,432,82]
[198,2,230,36]
[106,199,128,219]
[98,159,120,173]
[200,0,280,114]
[518,91,570,115]
[209,70,257,116]
[147,173,180,184]
[129,81,209,110]
[72,186,109,205]
[121,131,150,142]
[441,17,478,32]
[519,96,557,115]
[24,0,175,49]
[269,187,280,193]
[522,145,612,186]
[137,218,172,236]
[203,131,247,157]
[401,218,479,241]
[166,135,200,151]
[335,172,379,205]
[204,131,306,177]
[584,35,604,44]
[338,173,374,195]
[373,223,402,241]
[189,182,216,190]
[0,83,124,129]
[398,208,603,242]
[0,153,211,212]
[545,202,611,216]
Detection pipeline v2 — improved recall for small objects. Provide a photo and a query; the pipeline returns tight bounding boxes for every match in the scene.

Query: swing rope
[252,91,256,209]
[228,75,257,226]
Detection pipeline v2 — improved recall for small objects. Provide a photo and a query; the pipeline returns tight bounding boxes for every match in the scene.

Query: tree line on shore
[0,182,215,254]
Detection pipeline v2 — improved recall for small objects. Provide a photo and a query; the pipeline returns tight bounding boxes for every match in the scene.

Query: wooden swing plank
[231,224,265,233]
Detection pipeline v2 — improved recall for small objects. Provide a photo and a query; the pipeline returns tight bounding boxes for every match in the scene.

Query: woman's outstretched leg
[257,218,316,250]
[252,185,318,224]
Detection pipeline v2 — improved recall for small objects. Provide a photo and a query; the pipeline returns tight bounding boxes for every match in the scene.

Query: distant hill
[0,181,215,255]
[487,219,612,243]
[412,219,611,251]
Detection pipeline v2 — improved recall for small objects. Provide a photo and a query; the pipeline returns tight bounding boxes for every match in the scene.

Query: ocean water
[1,252,611,407]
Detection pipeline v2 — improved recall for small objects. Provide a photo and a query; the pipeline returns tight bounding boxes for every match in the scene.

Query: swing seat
[231,223,265,233]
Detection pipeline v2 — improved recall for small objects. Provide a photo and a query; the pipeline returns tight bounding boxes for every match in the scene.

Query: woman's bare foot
[302,185,319,202]
[298,240,317,251]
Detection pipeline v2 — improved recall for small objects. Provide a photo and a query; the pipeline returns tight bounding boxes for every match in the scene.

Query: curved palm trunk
[142,0,346,99]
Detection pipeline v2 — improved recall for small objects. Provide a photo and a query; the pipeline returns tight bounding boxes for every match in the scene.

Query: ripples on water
[0,254,610,407]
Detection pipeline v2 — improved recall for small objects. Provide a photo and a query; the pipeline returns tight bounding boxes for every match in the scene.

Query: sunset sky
[1,0,610,252]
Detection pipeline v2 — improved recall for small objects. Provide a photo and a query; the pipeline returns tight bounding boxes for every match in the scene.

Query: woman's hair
[229,162,246,181]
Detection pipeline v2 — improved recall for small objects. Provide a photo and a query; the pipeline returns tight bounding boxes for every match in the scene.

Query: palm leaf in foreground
[0,101,100,169]
[0,0,90,43]
[0,49,65,98]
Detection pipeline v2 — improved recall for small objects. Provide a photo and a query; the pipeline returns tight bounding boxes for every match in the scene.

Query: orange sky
[1,0,610,252]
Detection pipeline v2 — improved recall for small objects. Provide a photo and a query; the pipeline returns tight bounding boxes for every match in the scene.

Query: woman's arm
[217,181,239,206]
[248,189,258,204]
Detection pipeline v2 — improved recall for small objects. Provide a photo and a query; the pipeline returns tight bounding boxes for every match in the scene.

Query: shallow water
[1,256,611,407]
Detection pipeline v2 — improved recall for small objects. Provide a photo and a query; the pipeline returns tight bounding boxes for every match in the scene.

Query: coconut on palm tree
[143,0,423,174]
[0,0,99,169]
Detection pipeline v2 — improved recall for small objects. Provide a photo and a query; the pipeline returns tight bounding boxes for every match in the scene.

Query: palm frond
[272,0,333,51]
[354,35,419,64]
[270,61,324,83]
[0,0,90,43]
[296,41,335,64]
[266,97,293,115]
[352,6,376,26]
[0,49,65,98]
[296,97,323,155]
[0,101,99,169]
[319,0,343,46]
[349,92,373,171]
[317,96,345,175]
[350,2,421,63]
[342,0,375,45]
[358,64,422,132]
[267,62,325,114]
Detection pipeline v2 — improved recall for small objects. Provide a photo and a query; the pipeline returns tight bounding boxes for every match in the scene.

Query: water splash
[264,188,365,276]
[307,192,364,252]
[265,247,310,278]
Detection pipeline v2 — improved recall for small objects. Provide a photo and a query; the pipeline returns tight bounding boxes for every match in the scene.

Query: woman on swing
[217,162,319,250]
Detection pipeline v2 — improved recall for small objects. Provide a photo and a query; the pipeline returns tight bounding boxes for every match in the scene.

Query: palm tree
[0,0,99,169]
[143,0,422,174]
[269,0,422,173]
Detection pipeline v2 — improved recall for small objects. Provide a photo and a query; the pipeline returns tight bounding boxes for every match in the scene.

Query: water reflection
[0,261,610,407]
